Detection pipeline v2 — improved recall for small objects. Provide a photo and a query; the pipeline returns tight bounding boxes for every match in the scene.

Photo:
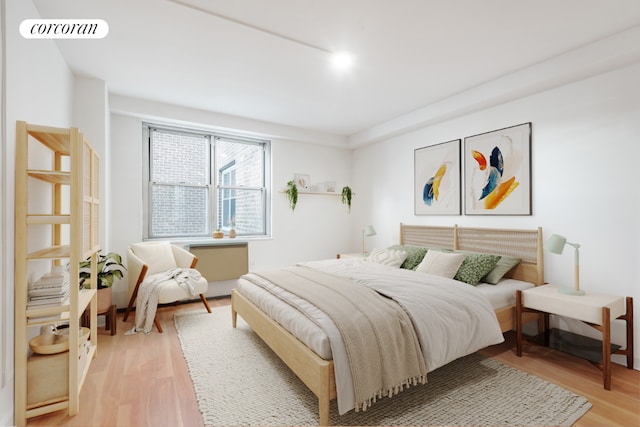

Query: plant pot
[213,230,224,239]
[229,228,236,238]
[97,287,113,314]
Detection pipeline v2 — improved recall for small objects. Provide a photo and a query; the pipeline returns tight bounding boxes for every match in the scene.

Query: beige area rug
[175,306,591,426]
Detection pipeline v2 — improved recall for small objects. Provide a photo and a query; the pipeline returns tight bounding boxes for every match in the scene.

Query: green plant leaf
[79,250,127,288]
[286,180,298,211]
[341,186,352,212]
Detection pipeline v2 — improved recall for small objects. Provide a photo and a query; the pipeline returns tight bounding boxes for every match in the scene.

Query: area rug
[175,306,591,426]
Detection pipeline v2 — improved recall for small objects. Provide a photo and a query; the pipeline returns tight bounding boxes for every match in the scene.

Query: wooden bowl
[29,327,90,355]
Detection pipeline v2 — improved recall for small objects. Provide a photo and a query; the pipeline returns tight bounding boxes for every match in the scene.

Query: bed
[231,224,544,425]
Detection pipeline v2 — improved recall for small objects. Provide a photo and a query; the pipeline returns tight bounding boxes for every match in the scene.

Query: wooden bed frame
[231,224,545,425]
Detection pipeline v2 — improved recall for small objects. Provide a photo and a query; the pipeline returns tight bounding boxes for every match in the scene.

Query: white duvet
[236,258,504,414]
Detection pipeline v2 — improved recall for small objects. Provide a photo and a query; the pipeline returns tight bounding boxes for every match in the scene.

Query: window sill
[145,235,272,246]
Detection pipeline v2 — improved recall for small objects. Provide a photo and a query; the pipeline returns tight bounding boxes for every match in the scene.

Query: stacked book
[28,269,70,309]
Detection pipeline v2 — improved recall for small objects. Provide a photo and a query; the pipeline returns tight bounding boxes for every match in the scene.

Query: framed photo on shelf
[293,174,310,191]
[464,122,532,215]
[414,139,461,215]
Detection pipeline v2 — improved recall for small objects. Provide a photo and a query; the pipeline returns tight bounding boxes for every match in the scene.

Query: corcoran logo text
[20,19,109,39]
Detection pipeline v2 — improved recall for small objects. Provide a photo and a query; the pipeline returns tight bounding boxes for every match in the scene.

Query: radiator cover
[189,242,249,282]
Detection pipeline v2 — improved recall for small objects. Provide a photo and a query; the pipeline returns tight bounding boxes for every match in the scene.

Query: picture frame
[293,174,310,191]
[414,139,461,215]
[463,122,532,215]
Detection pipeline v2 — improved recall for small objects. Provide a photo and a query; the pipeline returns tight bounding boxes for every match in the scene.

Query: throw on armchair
[123,242,211,332]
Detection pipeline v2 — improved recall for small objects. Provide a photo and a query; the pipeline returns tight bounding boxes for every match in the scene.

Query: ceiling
[33,0,640,139]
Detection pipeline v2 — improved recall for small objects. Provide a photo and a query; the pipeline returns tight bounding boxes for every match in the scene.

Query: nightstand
[516,285,634,390]
[336,253,368,259]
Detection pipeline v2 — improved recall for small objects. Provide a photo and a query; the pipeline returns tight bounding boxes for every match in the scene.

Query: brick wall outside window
[147,126,268,237]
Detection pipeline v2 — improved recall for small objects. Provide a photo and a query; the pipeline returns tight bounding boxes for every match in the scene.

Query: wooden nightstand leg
[543,313,550,347]
[602,306,612,390]
[613,296,634,369]
[616,296,635,370]
[626,297,634,369]
[516,290,523,357]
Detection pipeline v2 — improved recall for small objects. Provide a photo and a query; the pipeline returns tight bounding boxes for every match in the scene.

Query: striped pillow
[415,251,466,279]
[366,248,408,268]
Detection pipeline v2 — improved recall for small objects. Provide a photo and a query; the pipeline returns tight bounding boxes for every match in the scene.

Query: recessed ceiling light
[331,52,354,70]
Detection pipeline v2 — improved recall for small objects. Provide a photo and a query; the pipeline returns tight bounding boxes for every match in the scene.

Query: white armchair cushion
[130,242,177,276]
[157,275,208,303]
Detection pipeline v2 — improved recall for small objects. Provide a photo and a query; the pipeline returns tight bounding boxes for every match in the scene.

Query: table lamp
[362,225,376,254]
[546,233,585,296]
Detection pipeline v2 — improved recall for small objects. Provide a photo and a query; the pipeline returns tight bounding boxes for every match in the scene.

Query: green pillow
[483,255,521,284]
[453,252,501,285]
[388,245,428,270]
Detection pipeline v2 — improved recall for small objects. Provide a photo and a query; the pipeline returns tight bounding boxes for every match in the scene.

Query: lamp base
[558,287,586,296]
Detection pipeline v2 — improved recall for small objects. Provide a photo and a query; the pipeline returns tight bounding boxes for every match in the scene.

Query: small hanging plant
[341,186,352,212]
[286,180,298,211]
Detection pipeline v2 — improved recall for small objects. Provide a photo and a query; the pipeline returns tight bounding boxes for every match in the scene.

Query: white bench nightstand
[516,285,634,390]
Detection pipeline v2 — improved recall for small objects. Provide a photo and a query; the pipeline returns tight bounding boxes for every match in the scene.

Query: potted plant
[286,180,298,211]
[79,251,126,312]
[341,186,353,212]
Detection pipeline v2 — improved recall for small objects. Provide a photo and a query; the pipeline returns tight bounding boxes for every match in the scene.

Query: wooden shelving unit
[14,121,100,426]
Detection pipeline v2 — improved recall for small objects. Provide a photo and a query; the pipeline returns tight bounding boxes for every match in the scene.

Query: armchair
[123,242,211,332]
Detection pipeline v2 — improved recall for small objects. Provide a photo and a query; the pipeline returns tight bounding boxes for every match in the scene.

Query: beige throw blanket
[126,268,202,335]
[253,266,427,411]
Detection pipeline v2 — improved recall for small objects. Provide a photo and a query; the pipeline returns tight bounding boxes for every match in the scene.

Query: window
[143,124,270,238]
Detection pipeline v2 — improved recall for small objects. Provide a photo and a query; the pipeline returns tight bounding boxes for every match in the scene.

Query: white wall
[351,62,640,368]
[108,105,353,308]
[73,76,110,250]
[1,1,75,425]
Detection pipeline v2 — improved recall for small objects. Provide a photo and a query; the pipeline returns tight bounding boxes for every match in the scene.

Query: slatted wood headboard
[399,224,544,286]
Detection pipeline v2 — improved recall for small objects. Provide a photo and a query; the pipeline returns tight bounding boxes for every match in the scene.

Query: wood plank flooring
[26,298,640,427]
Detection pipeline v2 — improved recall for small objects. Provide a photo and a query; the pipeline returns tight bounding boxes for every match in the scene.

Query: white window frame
[142,123,271,239]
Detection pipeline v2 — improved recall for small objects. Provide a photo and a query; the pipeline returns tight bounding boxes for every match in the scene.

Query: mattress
[476,278,535,309]
[236,267,534,361]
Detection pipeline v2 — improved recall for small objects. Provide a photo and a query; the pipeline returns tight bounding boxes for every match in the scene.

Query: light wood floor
[26,298,639,427]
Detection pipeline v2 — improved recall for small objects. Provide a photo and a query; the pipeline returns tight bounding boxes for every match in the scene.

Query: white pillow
[131,242,177,276]
[366,248,408,268]
[415,251,466,279]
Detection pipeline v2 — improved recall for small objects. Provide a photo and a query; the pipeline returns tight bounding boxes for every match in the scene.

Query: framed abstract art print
[414,139,461,215]
[464,122,532,215]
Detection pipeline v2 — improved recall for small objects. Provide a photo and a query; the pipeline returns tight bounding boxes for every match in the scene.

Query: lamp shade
[546,234,567,254]
[363,225,376,237]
